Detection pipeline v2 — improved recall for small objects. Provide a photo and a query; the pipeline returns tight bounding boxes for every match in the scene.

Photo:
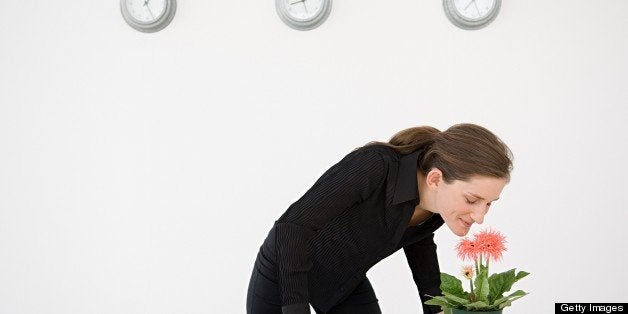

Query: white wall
[1,1,627,313]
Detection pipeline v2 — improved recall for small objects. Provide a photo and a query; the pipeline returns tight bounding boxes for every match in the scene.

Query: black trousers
[246,250,382,314]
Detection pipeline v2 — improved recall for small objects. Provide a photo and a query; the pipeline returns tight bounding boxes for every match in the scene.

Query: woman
[246,123,513,314]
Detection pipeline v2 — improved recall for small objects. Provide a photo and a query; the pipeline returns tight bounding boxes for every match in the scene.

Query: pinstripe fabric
[253,144,445,313]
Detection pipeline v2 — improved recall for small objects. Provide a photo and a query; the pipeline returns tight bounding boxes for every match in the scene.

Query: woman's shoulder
[351,143,400,160]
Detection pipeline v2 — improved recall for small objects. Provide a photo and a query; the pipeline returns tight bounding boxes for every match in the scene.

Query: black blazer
[263,144,445,313]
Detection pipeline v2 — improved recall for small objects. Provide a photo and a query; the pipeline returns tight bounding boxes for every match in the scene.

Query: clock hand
[473,0,481,16]
[145,3,155,19]
[464,0,474,10]
[302,0,309,14]
[289,0,304,4]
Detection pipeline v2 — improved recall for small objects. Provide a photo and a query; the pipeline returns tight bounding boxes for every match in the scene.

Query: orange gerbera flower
[456,238,478,261]
[461,265,474,279]
[473,229,507,262]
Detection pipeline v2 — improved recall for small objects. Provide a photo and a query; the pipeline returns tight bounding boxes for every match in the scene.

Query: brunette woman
[246,123,513,314]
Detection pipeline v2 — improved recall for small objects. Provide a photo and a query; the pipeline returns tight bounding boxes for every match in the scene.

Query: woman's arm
[403,233,444,314]
[274,149,386,314]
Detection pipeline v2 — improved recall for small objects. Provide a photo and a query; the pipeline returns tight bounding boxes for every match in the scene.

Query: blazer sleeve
[274,148,386,313]
[403,233,443,314]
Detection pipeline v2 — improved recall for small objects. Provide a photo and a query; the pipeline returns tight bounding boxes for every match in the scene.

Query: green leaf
[443,292,470,305]
[515,270,530,281]
[498,293,527,309]
[488,269,516,303]
[425,296,456,308]
[474,268,489,302]
[479,262,488,274]
[493,290,528,308]
[487,269,530,305]
[440,273,466,298]
[465,301,490,311]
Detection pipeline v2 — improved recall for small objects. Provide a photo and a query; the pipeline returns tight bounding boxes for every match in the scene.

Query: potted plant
[425,229,530,313]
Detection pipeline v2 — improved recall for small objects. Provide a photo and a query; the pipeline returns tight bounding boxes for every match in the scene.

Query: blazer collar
[392,149,423,205]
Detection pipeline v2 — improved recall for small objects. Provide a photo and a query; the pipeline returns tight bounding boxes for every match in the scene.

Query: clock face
[121,0,175,32]
[276,0,331,31]
[125,0,167,23]
[452,0,496,20]
[284,0,324,21]
[443,0,500,30]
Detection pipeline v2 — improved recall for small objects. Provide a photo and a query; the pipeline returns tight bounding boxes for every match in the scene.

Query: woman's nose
[470,208,487,224]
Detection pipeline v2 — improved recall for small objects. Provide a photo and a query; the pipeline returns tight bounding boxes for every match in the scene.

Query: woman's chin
[455,230,469,237]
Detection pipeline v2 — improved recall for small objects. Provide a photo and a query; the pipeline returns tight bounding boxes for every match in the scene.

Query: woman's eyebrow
[467,192,500,201]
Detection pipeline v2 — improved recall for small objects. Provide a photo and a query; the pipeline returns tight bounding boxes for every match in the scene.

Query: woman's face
[435,175,508,237]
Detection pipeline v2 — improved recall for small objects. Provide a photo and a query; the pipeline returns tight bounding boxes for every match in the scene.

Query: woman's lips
[460,218,472,228]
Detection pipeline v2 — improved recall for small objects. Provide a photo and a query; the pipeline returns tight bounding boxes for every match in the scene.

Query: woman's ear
[426,168,443,189]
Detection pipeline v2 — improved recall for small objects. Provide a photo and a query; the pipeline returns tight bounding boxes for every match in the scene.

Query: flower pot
[450,309,503,314]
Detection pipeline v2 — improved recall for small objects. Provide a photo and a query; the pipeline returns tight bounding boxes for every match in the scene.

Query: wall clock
[276,0,332,31]
[443,0,501,30]
[121,0,177,33]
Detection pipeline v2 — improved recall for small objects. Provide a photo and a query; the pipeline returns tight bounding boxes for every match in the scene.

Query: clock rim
[276,0,332,31]
[443,0,501,30]
[121,0,177,33]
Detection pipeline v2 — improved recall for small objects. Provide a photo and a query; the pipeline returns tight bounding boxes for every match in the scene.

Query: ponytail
[362,123,513,182]
[363,126,440,155]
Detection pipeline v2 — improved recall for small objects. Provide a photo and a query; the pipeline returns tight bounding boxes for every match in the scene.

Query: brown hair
[363,123,513,182]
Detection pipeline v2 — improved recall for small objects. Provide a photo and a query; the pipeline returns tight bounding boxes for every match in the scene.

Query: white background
[1,0,627,313]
